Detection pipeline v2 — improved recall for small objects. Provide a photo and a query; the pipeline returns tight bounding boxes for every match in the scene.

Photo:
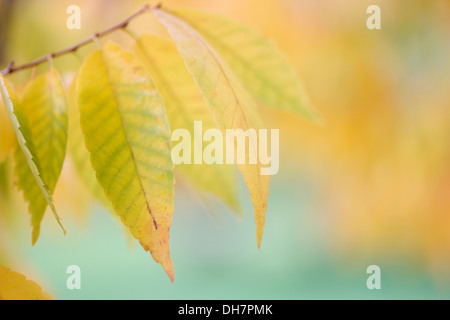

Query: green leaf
[0,73,66,244]
[77,41,175,281]
[155,8,270,248]
[166,7,320,121]
[132,34,240,213]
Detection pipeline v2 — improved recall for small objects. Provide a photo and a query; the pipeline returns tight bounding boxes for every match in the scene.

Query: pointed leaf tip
[155,8,270,249]
[1,73,67,243]
[77,41,175,279]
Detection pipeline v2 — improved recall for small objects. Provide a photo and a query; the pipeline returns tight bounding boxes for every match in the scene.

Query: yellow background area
[1,0,450,299]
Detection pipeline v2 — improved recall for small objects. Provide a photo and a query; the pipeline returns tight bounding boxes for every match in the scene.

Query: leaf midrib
[98,48,159,230]
[173,11,307,112]
[162,10,265,202]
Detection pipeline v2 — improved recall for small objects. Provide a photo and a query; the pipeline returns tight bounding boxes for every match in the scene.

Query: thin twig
[1,3,160,76]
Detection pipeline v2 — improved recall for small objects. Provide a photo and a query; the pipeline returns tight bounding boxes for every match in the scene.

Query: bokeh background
[1,0,450,299]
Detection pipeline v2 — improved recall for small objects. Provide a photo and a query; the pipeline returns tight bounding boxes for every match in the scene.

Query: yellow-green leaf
[0,74,66,244]
[77,41,175,280]
[67,74,108,205]
[68,74,135,245]
[0,95,16,163]
[0,265,53,300]
[155,9,270,248]
[166,7,320,121]
[14,69,68,244]
[132,35,240,213]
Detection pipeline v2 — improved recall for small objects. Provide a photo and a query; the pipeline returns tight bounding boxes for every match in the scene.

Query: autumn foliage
[0,4,316,289]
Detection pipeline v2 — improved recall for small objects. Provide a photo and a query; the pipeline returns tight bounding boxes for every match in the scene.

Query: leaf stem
[1,3,160,76]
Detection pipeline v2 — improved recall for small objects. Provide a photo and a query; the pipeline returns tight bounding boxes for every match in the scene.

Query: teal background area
[9,177,449,300]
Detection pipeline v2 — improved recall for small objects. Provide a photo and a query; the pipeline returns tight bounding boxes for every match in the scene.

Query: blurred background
[1,0,450,299]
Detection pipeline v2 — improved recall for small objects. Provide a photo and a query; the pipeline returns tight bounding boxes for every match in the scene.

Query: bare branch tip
[1,61,14,76]
[1,5,152,75]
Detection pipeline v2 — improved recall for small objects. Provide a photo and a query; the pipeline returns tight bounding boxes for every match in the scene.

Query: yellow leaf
[132,35,240,213]
[0,74,66,244]
[166,7,320,121]
[0,265,52,300]
[68,74,137,245]
[14,69,68,244]
[67,74,108,205]
[77,41,175,281]
[0,96,16,163]
[155,9,270,248]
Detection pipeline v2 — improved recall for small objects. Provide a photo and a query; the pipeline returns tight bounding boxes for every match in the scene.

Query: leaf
[0,265,53,300]
[132,34,240,213]
[68,74,137,245]
[0,95,16,163]
[164,7,320,121]
[67,74,108,205]
[155,9,270,248]
[14,69,69,244]
[0,74,66,244]
[77,41,175,281]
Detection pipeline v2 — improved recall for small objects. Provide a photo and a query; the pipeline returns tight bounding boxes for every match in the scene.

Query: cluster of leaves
[0,6,318,281]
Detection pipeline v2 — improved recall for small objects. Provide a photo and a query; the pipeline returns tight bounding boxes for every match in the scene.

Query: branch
[1,3,161,76]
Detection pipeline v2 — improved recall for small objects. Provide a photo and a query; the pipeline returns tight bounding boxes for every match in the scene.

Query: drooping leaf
[67,74,108,205]
[68,74,136,244]
[164,7,320,121]
[0,74,66,243]
[0,90,16,163]
[155,9,270,248]
[132,34,240,213]
[77,41,175,280]
[0,265,53,300]
[14,69,69,244]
